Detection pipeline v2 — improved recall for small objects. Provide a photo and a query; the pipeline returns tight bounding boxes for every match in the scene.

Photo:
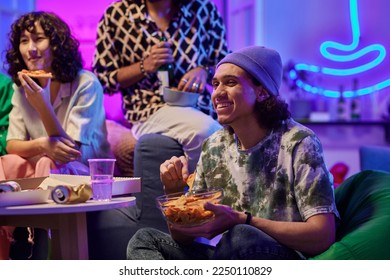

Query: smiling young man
[127,46,339,260]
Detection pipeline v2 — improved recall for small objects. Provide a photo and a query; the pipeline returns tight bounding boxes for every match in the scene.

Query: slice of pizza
[20,69,53,78]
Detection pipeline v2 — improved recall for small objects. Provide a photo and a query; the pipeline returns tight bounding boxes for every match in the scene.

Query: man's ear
[256,87,269,102]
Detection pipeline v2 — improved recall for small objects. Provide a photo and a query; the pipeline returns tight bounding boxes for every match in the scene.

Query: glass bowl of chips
[156,188,224,227]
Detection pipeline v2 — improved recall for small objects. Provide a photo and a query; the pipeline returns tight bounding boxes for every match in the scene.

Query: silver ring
[193,83,199,88]
[182,79,188,83]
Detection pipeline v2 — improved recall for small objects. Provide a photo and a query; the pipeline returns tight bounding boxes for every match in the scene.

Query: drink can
[0,181,21,193]
[51,184,92,204]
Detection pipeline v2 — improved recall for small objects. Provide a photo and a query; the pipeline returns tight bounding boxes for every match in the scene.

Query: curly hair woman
[6,12,82,85]
[0,11,111,259]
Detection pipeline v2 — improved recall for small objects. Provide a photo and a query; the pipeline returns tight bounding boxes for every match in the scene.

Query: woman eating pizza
[0,11,111,259]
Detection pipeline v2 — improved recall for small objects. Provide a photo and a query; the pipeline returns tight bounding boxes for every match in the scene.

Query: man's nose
[212,86,225,98]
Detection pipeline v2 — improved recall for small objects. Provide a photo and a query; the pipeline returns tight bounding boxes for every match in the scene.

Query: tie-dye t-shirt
[193,118,339,222]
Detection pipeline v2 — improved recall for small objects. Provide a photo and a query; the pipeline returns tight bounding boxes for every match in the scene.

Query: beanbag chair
[311,170,390,260]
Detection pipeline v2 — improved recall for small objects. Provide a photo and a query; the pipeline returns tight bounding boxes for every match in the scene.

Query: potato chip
[186,172,196,191]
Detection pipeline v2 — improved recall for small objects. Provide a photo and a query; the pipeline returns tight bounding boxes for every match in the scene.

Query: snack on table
[156,188,223,227]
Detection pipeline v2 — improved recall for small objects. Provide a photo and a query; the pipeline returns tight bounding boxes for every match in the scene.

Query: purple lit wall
[36,0,226,71]
[36,0,114,70]
[34,0,225,122]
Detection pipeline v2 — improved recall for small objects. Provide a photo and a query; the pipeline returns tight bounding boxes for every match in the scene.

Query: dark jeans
[127,224,303,260]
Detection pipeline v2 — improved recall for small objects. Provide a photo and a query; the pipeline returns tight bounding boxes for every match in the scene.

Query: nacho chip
[186,172,196,191]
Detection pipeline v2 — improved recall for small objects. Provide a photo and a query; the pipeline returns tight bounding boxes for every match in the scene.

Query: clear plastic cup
[88,159,116,201]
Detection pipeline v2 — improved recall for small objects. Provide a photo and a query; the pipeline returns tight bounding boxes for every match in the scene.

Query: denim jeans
[127,224,303,260]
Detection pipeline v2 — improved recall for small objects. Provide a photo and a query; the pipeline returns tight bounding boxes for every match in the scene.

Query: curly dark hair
[254,95,291,130]
[252,77,291,130]
[5,11,83,86]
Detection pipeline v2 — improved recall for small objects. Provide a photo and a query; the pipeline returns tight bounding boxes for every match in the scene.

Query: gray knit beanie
[216,46,282,96]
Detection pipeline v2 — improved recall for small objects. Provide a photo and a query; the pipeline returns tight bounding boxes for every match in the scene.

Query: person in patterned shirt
[126,46,340,260]
[93,0,229,172]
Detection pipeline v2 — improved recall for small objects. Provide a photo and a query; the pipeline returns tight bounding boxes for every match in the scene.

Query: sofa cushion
[359,145,390,172]
[105,119,136,177]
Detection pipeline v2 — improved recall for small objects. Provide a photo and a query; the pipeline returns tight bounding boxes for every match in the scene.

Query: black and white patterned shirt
[93,0,229,123]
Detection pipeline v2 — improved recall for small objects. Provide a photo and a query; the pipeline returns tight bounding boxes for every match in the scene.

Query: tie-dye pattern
[194,119,339,222]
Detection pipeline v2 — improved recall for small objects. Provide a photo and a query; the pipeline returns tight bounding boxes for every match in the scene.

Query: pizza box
[1,174,141,196]
[0,175,140,207]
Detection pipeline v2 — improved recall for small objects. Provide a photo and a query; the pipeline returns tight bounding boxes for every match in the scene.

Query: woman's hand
[40,136,81,164]
[177,66,208,93]
[18,72,51,112]
[160,155,190,194]
[170,203,241,242]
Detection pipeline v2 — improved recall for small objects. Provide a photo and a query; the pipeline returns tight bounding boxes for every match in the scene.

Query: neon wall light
[288,0,389,98]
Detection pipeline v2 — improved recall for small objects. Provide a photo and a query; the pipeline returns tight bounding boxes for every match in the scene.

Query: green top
[194,118,339,222]
[0,73,14,155]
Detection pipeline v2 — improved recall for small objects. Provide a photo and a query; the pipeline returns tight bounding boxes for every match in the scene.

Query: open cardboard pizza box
[0,174,141,207]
